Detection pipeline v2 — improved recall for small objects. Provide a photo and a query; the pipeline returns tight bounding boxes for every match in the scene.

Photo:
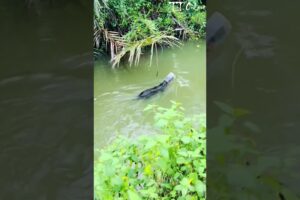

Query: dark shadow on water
[0,1,93,199]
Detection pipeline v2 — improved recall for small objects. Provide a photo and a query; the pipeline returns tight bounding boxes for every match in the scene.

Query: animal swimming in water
[138,72,175,99]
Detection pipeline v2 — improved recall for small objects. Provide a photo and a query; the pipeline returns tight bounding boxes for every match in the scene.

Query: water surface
[94,42,206,148]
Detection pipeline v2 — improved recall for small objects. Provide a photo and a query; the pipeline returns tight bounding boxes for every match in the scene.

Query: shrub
[93,0,206,64]
[94,102,206,199]
[208,102,300,199]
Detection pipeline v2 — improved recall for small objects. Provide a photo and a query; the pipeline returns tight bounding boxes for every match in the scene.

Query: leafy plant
[208,101,300,199]
[94,101,206,199]
[93,0,206,65]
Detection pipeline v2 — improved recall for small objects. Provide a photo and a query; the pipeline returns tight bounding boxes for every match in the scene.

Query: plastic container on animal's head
[164,72,175,83]
[207,12,231,49]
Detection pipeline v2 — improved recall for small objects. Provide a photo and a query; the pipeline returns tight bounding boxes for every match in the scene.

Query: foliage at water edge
[94,102,206,199]
[94,0,206,66]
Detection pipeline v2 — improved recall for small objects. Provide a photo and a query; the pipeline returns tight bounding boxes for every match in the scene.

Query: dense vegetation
[94,0,206,67]
[94,100,300,199]
[94,102,206,199]
[208,102,300,199]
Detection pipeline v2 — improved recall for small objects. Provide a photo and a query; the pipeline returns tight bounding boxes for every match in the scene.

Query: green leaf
[174,120,184,129]
[104,163,115,177]
[181,136,191,144]
[111,176,123,187]
[156,159,168,172]
[180,178,190,187]
[144,139,156,150]
[195,180,206,196]
[214,101,234,114]
[160,147,169,158]
[100,152,112,161]
[174,184,184,191]
[233,108,251,117]
[178,149,189,157]
[94,102,206,199]
[155,119,168,128]
[176,157,186,164]
[128,190,142,200]
[181,188,188,196]
[244,121,261,133]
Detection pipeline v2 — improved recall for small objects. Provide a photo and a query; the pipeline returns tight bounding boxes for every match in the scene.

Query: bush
[95,0,206,38]
[94,102,206,199]
[208,102,300,199]
[94,0,206,63]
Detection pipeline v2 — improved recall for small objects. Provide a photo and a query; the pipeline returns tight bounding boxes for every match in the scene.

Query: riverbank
[94,0,206,67]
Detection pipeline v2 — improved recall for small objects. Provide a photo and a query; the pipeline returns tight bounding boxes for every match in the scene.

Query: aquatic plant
[94,102,206,199]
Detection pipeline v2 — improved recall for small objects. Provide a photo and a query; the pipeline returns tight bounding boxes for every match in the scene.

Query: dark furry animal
[138,72,175,99]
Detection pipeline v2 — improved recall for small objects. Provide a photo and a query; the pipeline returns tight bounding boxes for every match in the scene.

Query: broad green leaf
[181,136,191,144]
[176,157,186,164]
[195,180,206,196]
[160,147,169,158]
[180,178,190,187]
[244,121,261,133]
[214,101,234,114]
[155,119,168,128]
[128,190,142,200]
[111,176,123,187]
[156,159,168,172]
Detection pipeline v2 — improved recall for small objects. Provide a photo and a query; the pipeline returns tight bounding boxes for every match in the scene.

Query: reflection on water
[94,42,206,148]
[208,1,300,198]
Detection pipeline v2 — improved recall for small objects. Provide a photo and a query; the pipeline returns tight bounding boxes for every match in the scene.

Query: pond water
[0,2,93,199]
[94,42,206,148]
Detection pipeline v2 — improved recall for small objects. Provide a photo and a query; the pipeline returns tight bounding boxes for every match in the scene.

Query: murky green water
[207,2,300,196]
[94,42,206,148]
[0,2,93,198]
